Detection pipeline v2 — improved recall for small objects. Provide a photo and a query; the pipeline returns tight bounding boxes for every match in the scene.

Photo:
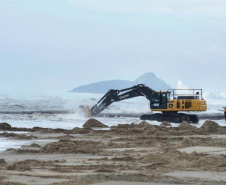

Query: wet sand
[0,120,226,185]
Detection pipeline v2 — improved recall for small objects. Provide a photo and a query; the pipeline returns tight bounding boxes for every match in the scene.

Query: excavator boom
[89,84,155,116]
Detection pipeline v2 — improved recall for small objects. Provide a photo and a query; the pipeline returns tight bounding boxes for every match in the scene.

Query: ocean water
[0,91,225,152]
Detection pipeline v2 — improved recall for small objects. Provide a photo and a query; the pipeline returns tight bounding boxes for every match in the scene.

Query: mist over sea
[0,91,225,130]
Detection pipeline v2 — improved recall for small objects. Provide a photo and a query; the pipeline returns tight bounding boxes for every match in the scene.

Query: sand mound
[110,121,168,136]
[110,123,141,135]
[179,121,197,130]
[83,118,108,128]
[130,121,158,135]
[30,143,41,148]
[0,123,11,130]
[109,121,165,136]
[0,159,7,165]
[200,120,221,133]
[67,127,91,134]
[133,121,155,130]
[136,121,150,128]
[179,137,196,147]
[40,139,103,154]
[160,121,171,127]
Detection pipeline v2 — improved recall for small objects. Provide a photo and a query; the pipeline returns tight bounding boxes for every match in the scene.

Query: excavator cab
[150,92,169,109]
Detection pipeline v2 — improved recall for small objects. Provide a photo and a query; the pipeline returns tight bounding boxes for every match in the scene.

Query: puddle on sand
[178,146,226,154]
[0,138,29,152]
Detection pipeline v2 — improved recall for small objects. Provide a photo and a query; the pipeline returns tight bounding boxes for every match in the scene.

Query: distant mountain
[71,72,171,94]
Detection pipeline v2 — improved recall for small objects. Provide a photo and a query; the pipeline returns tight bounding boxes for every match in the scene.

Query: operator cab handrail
[167,89,203,100]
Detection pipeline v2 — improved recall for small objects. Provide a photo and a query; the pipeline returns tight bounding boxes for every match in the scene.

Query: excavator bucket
[79,105,92,117]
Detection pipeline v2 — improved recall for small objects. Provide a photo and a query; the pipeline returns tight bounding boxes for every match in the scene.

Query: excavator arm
[86,84,155,116]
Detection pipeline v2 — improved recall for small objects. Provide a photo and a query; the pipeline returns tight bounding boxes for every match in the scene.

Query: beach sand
[0,120,226,185]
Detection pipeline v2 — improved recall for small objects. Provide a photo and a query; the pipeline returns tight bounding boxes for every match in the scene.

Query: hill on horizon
[71,72,171,94]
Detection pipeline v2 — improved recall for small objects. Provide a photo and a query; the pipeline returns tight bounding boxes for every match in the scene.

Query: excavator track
[140,113,199,123]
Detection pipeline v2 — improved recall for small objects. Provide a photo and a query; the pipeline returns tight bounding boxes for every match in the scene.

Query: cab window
[152,93,160,103]
[162,93,166,104]
[167,93,170,100]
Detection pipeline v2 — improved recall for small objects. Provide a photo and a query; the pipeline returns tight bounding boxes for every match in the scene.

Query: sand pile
[200,120,221,133]
[110,121,169,136]
[67,127,91,134]
[0,123,11,130]
[145,129,167,136]
[133,121,157,132]
[140,122,168,136]
[178,137,196,147]
[160,121,171,127]
[136,121,151,128]
[40,139,104,154]
[83,118,108,128]
[179,121,197,130]
[30,143,41,148]
[110,123,139,135]
[110,121,165,136]
[0,159,7,165]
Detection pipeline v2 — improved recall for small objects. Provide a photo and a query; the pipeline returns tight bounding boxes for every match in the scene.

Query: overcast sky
[0,0,226,93]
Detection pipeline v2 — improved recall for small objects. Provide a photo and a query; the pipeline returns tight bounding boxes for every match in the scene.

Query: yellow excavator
[80,84,207,123]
